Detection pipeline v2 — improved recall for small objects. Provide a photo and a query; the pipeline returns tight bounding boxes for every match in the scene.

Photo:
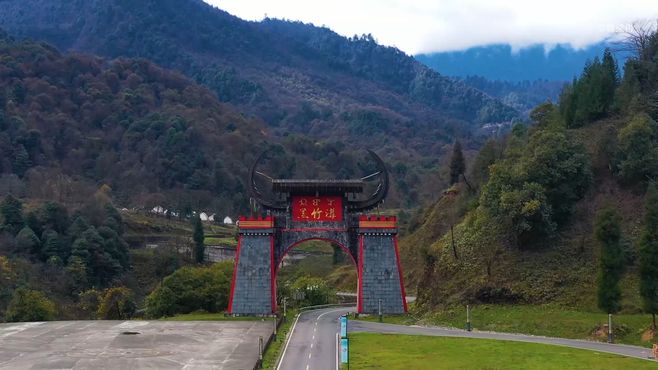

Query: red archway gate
[228,151,407,315]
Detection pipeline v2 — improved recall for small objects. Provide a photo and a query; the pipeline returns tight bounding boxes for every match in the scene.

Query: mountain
[0,30,273,214]
[0,0,518,164]
[0,29,461,213]
[416,42,627,82]
[458,77,566,114]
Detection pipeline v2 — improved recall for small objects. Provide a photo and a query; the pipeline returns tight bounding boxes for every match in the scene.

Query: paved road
[350,320,656,361]
[278,307,655,369]
[0,320,273,370]
[277,307,352,370]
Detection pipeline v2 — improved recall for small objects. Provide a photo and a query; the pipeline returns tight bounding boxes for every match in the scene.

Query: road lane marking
[308,352,312,359]
[316,307,350,321]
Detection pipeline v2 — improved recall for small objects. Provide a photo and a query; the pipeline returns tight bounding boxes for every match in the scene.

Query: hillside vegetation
[0,30,433,214]
[0,0,519,208]
[402,28,658,319]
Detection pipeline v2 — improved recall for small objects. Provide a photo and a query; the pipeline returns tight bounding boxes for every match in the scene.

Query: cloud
[204,0,658,54]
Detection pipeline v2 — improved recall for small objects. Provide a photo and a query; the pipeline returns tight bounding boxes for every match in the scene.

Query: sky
[204,0,658,55]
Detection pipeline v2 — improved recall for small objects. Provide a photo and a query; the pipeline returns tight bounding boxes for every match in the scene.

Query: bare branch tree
[613,20,658,60]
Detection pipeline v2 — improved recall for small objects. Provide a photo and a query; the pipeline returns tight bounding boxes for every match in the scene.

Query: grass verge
[261,309,300,369]
[359,305,657,347]
[349,332,657,369]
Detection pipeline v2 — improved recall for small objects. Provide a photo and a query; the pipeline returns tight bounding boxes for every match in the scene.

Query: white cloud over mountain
[205,0,658,54]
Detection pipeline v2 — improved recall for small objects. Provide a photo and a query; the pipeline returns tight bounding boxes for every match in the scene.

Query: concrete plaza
[0,320,273,369]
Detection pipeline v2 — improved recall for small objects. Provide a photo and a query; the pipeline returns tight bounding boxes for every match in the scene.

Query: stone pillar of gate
[357,215,407,314]
[228,216,275,315]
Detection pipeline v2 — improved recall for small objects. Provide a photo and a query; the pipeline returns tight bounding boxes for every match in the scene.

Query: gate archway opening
[274,238,358,309]
[228,150,407,315]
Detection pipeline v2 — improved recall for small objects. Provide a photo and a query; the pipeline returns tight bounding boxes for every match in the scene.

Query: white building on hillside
[223,216,233,225]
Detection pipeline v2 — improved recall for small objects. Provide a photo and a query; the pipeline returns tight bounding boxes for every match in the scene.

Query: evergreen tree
[41,202,70,234]
[600,48,619,112]
[0,195,24,235]
[617,114,658,183]
[639,183,658,329]
[41,229,61,261]
[12,144,31,177]
[68,215,90,238]
[25,211,43,239]
[16,226,40,255]
[560,50,619,128]
[193,215,205,263]
[595,206,624,314]
[449,140,466,185]
[103,204,124,236]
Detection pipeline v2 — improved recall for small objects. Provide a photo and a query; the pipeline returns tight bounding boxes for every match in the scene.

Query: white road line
[279,308,350,370]
[275,312,301,370]
[306,365,310,370]
[310,342,314,349]
[316,307,350,321]
[308,352,312,359]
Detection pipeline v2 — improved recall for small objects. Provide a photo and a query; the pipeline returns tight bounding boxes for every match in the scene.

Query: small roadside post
[283,297,287,322]
[258,336,263,367]
[466,305,472,332]
[378,299,383,323]
[608,314,613,343]
[273,316,277,341]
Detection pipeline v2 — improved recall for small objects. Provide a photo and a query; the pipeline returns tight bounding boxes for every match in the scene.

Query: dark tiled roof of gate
[272,179,364,194]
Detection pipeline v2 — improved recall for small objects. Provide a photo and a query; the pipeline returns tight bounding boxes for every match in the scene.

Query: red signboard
[292,196,343,222]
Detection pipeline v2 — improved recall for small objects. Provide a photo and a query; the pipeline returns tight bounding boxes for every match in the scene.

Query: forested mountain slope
[402,35,658,313]
[0,30,270,214]
[0,0,518,163]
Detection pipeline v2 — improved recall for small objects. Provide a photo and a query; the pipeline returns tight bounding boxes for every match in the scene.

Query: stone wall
[229,232,273,315]
[359,233,406,314]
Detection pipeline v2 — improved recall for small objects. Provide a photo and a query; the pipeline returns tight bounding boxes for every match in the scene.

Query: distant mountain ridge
[0,0,518,163]
[416,42,628,82]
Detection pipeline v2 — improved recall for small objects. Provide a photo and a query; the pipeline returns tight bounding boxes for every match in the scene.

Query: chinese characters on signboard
[292,196,343,222]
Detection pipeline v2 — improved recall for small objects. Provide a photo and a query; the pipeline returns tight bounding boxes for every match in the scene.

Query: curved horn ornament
[347,150,389,212]
[249,151,287,211]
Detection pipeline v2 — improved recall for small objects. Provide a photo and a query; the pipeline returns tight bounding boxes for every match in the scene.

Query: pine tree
[449,140,466,185]
[596,206,624,314]
[41,229,61,261]
[600,48,619,113]
[12,144,31,177]
[639,183,658,329]
[16,226,41,255]
[193,215,205,263]
[0,194,24,235]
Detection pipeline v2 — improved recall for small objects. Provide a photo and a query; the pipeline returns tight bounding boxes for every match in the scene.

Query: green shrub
[144,261,233,318]
[5,288,56,322]
[97,287,136,320]
[291,275,332,307]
